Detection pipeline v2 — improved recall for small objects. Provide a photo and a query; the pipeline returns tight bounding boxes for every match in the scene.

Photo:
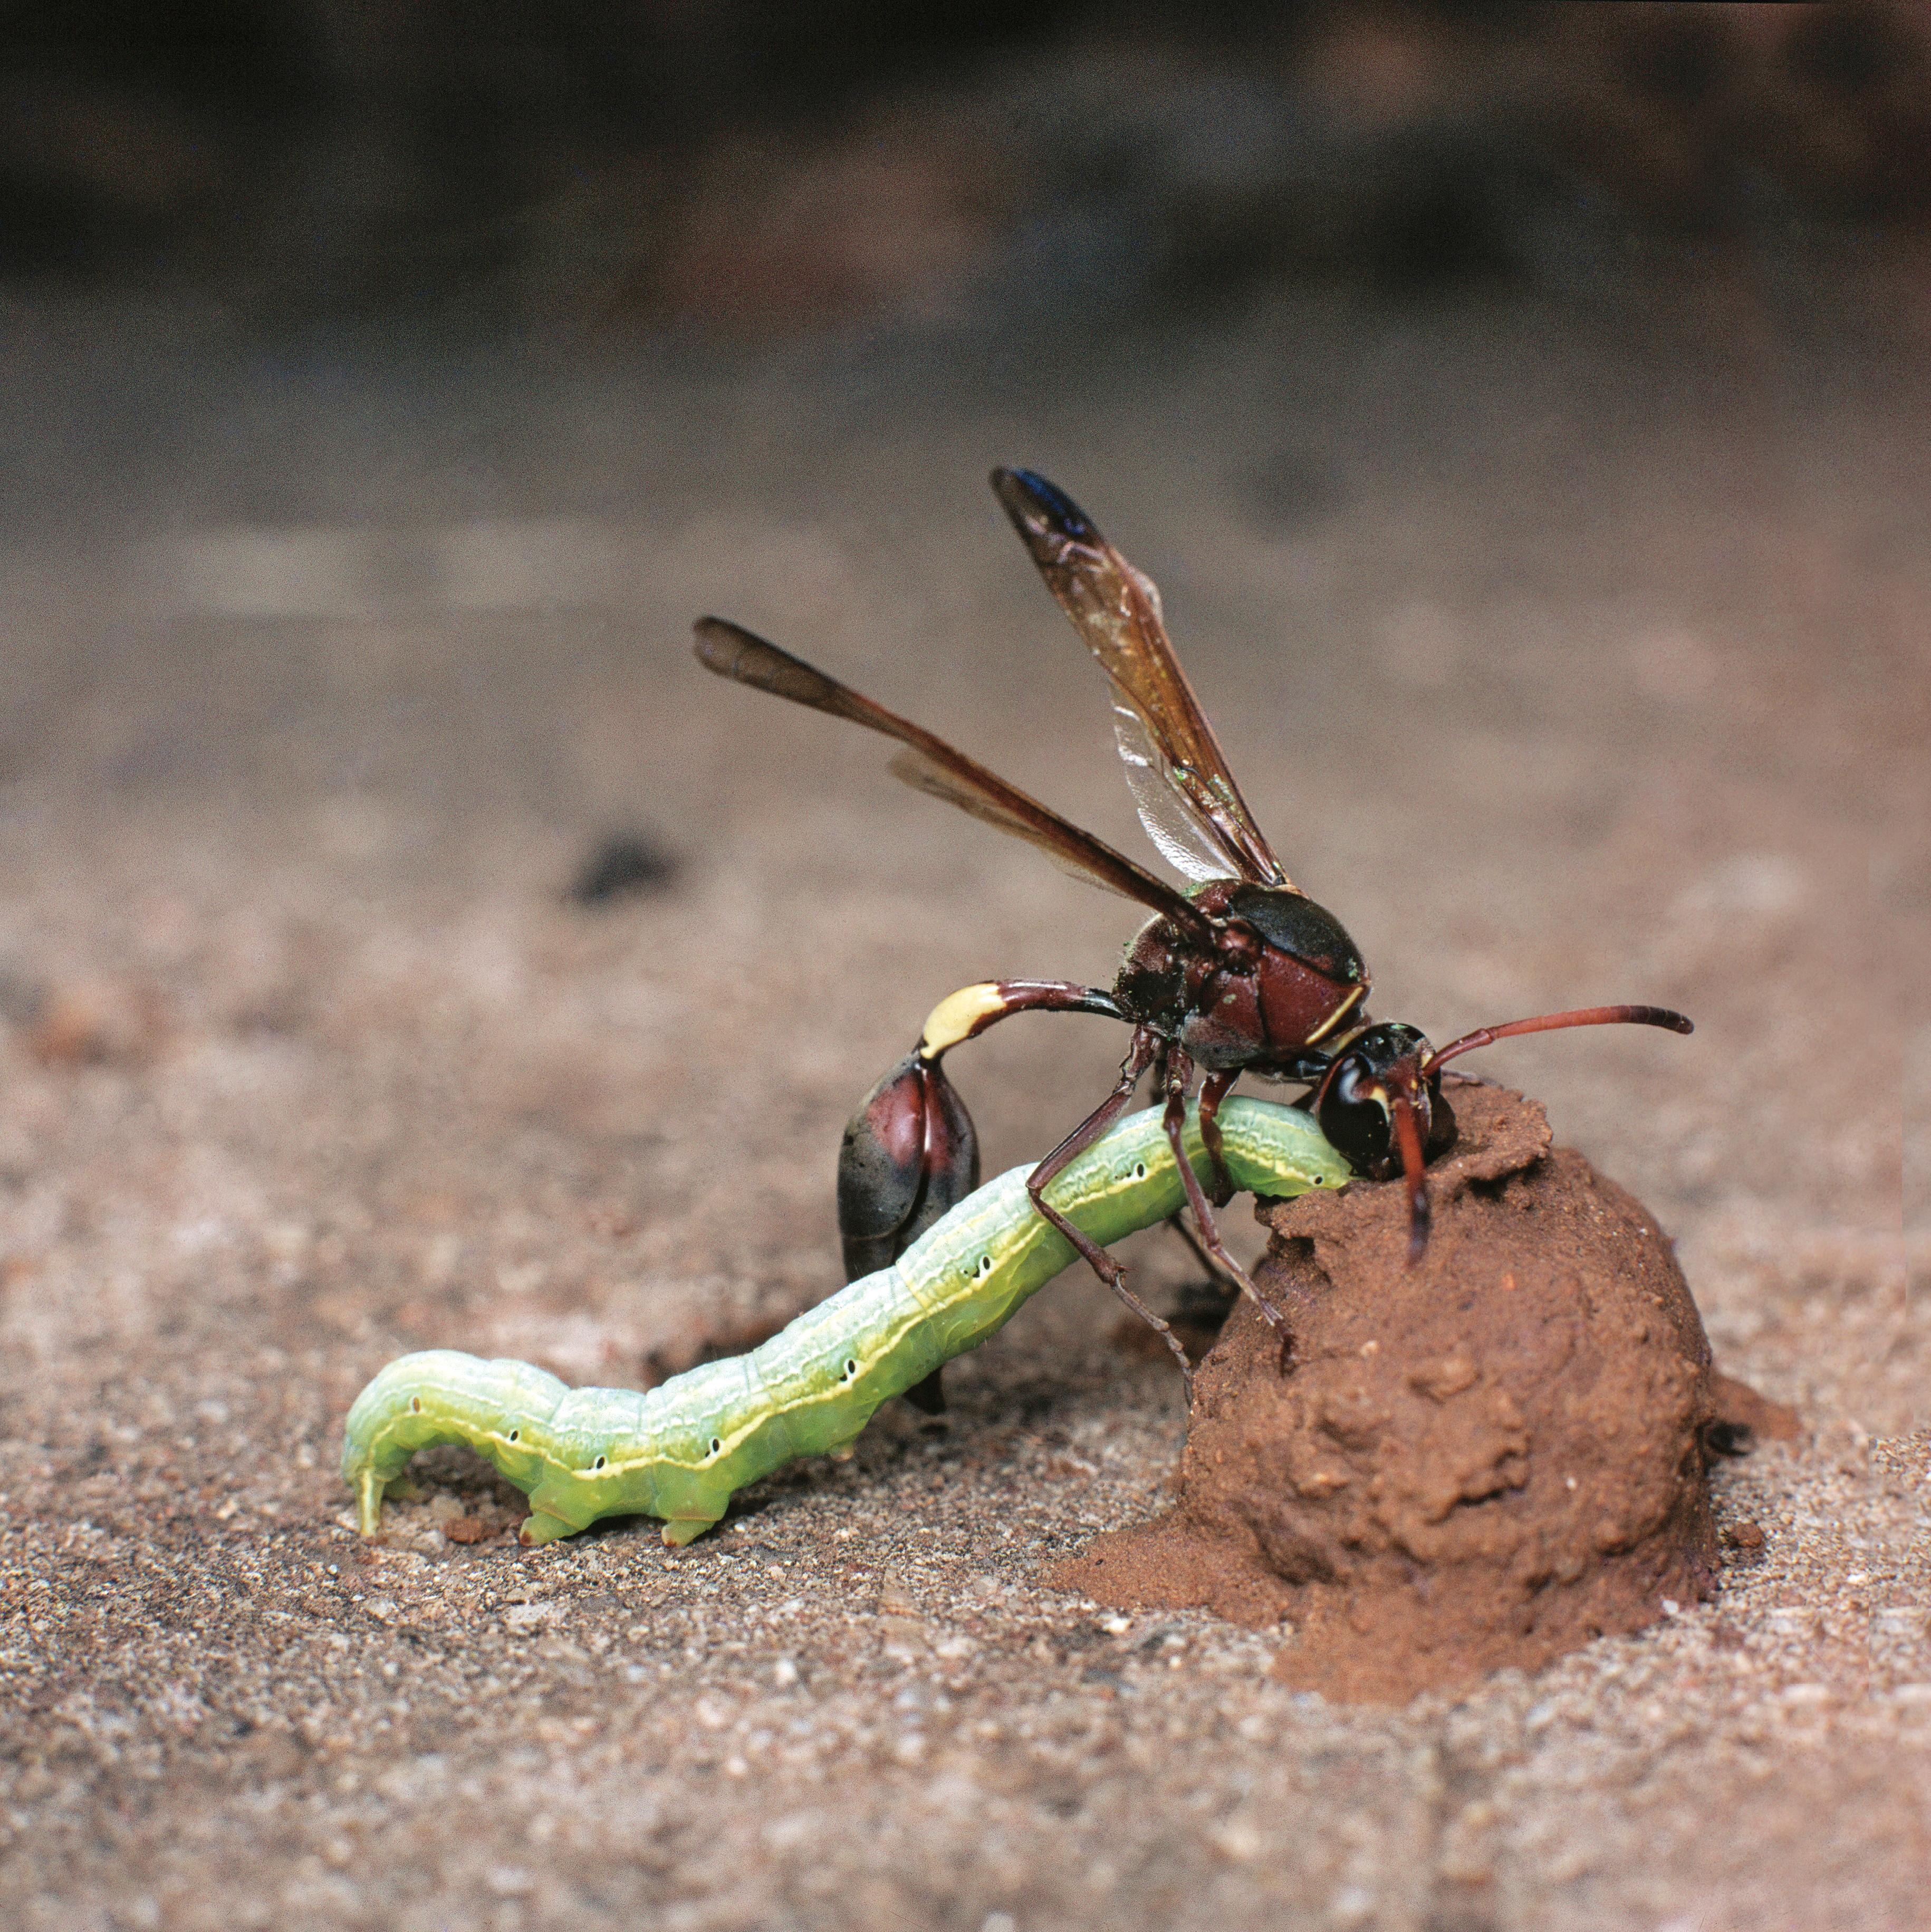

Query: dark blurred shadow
[0,2,1922,343]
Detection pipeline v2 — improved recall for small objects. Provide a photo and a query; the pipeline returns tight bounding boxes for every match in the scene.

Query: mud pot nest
[1056,1082,1782,1703]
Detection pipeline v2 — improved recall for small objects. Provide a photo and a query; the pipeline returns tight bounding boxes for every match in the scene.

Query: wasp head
[1312,1022,1456,1263]
[1312,1003,1693,1266]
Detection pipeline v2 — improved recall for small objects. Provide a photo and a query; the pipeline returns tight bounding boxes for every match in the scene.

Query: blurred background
[2,1,1928,333]
[0,1,1922,1386]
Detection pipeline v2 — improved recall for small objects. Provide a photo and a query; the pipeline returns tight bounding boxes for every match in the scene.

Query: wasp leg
[1165,1213,1241,1300]
[1023,1028,1196,1398]
[1160,1054,1294,1371]
[1197,1067,1240,1206]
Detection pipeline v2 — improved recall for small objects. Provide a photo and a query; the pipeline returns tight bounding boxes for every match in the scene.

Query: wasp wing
[1110,704,1247,886]
[992,467,1292,891]
[694,616,1215,941]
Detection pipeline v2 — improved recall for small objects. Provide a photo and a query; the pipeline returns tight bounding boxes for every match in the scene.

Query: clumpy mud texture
[1058,1084,1726,1701]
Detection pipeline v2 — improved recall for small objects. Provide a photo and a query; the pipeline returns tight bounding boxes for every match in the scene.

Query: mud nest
[1058,1082,1739,1703]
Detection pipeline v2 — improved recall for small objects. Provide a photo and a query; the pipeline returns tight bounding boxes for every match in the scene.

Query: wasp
[697,471,1688,1392]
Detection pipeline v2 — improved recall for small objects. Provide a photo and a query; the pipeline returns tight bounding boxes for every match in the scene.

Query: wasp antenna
[1424,1004,1693,1076]
[1390,1091,1431,1267]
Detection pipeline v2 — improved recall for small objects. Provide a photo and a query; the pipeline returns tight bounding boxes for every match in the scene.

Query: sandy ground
[1,288,1925,1930]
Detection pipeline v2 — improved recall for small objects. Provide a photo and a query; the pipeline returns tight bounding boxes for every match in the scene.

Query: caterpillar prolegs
[341,1095,1350,1547]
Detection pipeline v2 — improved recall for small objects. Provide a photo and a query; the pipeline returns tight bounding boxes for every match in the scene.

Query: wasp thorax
[1216,919,1264,968]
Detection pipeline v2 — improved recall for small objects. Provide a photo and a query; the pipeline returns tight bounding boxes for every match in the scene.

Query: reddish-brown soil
[1058,1085,1732,1700]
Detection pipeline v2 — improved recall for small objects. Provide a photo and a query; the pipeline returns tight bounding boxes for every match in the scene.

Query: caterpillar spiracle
[341,1094,1350,1547]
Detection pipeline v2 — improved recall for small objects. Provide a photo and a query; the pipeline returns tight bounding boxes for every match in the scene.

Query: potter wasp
[697,471,1689,1392]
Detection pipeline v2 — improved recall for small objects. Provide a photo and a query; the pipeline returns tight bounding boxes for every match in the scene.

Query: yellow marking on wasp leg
[918,982,1006,1059]
[661,1517,720,1548]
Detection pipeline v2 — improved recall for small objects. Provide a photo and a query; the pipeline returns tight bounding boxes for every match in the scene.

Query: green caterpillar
[342,1095,1349,1547]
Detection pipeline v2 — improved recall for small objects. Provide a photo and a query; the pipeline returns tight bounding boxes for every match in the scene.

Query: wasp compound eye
[1317,1055,1396,1174]
[1313,1028,1436,1174]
